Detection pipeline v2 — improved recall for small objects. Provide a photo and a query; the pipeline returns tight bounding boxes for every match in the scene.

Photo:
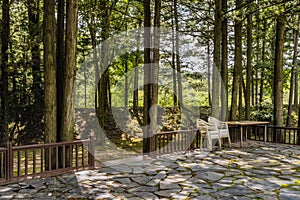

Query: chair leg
[207,137,212,151]
[218,137,222,149]
[200,136,203,151]
[228,136,231,148]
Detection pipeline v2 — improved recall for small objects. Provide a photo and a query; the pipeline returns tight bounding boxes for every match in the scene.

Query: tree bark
[150,0,161,153]
[171,14,177,107]
[174,0,182,108]
[44,0,57,170]
[56,0,65,138]
[0,0,10,146]
[124,54,129,109]
[294,17,300,109]
[287,17,299,126]
[133,25,141,112]
[221,0,228,121]
[273,15,285,127]
[44,0,57,144]
[60,0,78,141]
[259,20,266,105]
[245,13,252,120]
[143,0,151,154]
[230,0,242,121]
[212,0,222,118]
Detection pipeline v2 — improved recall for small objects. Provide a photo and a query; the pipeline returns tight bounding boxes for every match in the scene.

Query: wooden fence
[151,125,300,156]
[150,129,200,156]
[0,137,94,185]
[250,125,300,145]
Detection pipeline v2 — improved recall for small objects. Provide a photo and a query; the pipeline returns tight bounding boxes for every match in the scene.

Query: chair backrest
[197,119,208,132]
[197,119,218,132]
[208,116,228,129]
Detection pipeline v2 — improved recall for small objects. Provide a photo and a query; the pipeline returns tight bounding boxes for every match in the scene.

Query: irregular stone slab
[132,166,144,174]
[94,192,115,199]
[131,176,152,185]
[280,189,300,200]
[221,185,254,196]
[160,181,181,190]
[189,194,216,200]
[196,171,224,182]
[155,189,181,198]
[164,174,192,183]
[132,192,159,199]
[244,179,281,191]
[110,164,133,173]
[128,186,158,193]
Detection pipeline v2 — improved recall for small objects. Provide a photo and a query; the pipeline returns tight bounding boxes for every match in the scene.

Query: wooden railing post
[7,142,13,181]
[88,136,95,169]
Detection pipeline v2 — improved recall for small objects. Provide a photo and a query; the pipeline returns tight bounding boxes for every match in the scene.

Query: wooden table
[227,121,269,147]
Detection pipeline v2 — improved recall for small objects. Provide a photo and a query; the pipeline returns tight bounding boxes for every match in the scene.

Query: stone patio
[1,141,300,199]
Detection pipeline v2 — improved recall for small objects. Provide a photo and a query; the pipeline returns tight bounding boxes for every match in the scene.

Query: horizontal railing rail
[151,125,300,156]
[250,125,300,145]
[151,129,200,156]
[0,137,94,185]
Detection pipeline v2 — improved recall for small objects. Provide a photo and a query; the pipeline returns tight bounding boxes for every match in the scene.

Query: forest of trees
[0,0,299,152]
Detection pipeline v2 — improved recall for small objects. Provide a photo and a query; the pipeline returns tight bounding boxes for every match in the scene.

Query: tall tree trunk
[172,14,177,107]
[259,20,266,105]
[56,0,65,138]
[273,15,285,127]
[0,0,10,146]
[174,0,182,108]
[124,55,129,109]
[60,0,78,141]
[294,17,300,109]
[99,0,112,140]
[133,24,141,112]
[44,0,57,144]
[28,0,43,105]
[245,13,252,120]
[150,0,161,153]
[253,13,259,106]
[221,0,228,121]
[287,17,299,126]
[143,0,151,154]
[207,41,211,108]
[230,0,242,121]
[44,0,57,170]
[212,0,222,118]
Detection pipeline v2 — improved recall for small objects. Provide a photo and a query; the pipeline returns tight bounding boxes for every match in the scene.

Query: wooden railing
[151,125,300,156]
[0,137,94,185]
[250,125,300,145]
[151,129,199,155]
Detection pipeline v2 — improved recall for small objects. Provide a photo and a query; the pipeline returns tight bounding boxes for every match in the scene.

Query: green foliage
[250,102,273,122]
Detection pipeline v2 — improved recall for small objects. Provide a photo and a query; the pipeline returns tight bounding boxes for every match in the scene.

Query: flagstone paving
[1,141,300,199]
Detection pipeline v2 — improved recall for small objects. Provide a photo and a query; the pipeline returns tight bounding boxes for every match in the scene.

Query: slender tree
[212,0,222,118]
[60,0,78,141]
[133,23,141,112]
[143,0,151,153]
[287,16,299,126]
[230,0,243,121]
[43,0,57,144]
[221,0,228,121]
[150,0,161,153]
[57,0,65,138]
[0,0,10,145]
[273,15,285,127]
[174,0,182,108]
[245,13,253,120]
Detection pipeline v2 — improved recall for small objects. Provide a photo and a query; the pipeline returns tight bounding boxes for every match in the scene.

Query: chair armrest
[219,121,228,129]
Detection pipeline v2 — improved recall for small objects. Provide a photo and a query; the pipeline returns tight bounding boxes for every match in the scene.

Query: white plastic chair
[197,119,221,151]
[208,116,231,148]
